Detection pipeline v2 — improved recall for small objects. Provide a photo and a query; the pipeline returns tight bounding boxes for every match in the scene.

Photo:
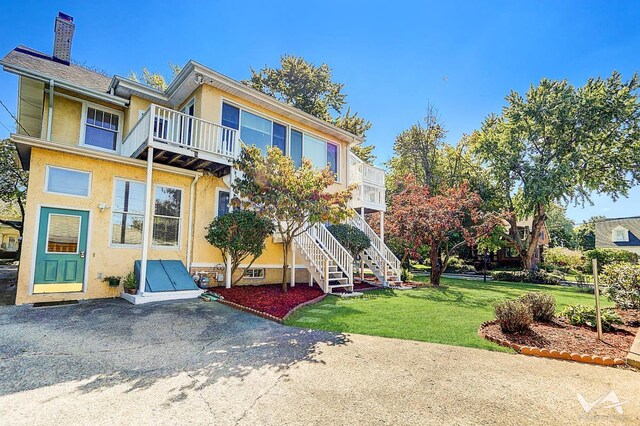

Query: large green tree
[244,54,376,164]
[475,72,640,270]
[232,146,353,292]
[0,139,27,259]
[545,204,577,249]
[575,215,606,251]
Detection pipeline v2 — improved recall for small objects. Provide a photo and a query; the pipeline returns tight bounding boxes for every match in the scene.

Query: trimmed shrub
[401,268,414,282]
[495,300,533,333]
[491,270,561,285]
[584,248,639,273]
[600,262,640,309]
[544,247,584,272]
[445,256,476,273]
[560,304,623,331]
[326,223,371,259]
[518,292,556,321]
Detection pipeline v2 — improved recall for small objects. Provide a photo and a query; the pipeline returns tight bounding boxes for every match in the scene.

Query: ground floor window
[111,179,145,245]
[217,190,230,217]
[153,185,182,247]
[243,268,265,278]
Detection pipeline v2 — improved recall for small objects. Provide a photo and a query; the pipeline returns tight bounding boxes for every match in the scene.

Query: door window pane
[273,123,287,154]
[291,130,303,167]
[240,111,272,154]
[47,167,91,196]
[222,103,240,130]
[303,134,327,169]
[46,214,80,253]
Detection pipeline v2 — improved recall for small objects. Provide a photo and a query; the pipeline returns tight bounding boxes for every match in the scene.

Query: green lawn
[284,276,611,352]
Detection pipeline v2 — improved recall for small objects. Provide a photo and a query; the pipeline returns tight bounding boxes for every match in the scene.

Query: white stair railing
[309,223,353,286]
[349,213,401,283]
[294,230,330,292]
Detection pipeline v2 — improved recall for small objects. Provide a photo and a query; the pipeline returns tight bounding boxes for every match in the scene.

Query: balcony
[349,152,386,212]
[121,104,238,176]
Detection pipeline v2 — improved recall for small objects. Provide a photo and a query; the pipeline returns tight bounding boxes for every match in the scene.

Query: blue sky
[0,0,638,223]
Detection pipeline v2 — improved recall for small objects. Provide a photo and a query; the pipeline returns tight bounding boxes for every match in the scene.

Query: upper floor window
[300,133,339,177]
[239,110,288,156]
[46,166,91,197]
[84,106,120,150]
[612,226,629,242]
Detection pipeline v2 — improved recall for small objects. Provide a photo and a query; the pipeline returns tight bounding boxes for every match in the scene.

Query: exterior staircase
[293,223,354,294]
[348,213,402,286]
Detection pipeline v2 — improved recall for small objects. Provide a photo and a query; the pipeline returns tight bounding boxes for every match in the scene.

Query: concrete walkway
[0,298,638,425]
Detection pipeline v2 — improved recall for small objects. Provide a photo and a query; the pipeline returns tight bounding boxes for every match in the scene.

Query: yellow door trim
[33,283,83,294]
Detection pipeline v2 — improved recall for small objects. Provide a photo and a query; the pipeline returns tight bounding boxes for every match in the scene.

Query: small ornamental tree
[327,223,371,259]
[0,139,28,259]
[386,176,500,286]
[205,210,274,286]
[232,145,354,292]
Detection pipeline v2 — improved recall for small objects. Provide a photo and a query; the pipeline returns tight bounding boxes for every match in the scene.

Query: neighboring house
[0,220,20,258]
[595,216,640,255]
[471,219,550,268]
[2,13,398,305]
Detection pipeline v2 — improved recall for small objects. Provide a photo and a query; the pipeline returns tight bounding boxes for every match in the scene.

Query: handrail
[309,223,353,285]
[349,212,401,280]
[121,107,152,157]
[294,230,330,292]
[120,104,238,160]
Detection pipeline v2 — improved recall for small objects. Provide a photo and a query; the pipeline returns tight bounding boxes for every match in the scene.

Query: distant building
[595,216,640,254]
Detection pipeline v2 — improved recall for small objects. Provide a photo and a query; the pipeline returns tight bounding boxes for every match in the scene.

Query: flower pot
[124,288,137,295]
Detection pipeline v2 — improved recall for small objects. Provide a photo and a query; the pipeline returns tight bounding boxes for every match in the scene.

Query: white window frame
[612,226,629,243]
[79,102,124,153]
[291,126,341,182]
[215,188,231,218]
[109,177,147,248]
[152,184,184,249]
[44,165,92,198]
[221,99,288,153]
[243,268,265,279]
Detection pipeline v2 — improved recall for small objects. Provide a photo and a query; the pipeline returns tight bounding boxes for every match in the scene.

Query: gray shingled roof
[1,46,112,92]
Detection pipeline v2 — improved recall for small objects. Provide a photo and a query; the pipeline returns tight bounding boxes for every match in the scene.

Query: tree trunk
[281,241,290,293]
[523,204,546,271]
[429,246,443,286]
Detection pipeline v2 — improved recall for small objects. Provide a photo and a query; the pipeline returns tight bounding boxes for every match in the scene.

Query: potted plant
[123,271,138,295]
[103,275,122,287]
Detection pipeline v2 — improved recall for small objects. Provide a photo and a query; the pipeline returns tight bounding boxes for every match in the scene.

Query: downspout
[186,173,201,272]
[46,79,54,141]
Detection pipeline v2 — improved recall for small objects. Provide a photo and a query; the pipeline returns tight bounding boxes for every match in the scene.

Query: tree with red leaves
[386,176,499,286]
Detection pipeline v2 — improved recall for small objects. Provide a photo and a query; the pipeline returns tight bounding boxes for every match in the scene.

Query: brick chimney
[53,12,74,65]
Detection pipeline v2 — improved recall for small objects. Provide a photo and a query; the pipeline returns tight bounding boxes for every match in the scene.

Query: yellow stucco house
[2,13,399,305]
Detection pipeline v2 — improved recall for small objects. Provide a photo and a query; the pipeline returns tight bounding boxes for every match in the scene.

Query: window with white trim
[111,179,145,245]
[613,227,629,242]
[46,166,91,197]
[153,186,182,247]
[243,268,265,278]
[84,106,120,150]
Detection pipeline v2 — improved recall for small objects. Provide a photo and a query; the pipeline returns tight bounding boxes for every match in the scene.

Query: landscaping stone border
[479,320,626,367]
[217,293,328,324]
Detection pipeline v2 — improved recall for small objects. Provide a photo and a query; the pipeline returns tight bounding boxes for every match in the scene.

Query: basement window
[244,268,265,279]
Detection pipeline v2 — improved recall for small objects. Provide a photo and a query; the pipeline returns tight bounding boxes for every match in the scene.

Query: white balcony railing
[348,152,386,211]
[121,104,238,162]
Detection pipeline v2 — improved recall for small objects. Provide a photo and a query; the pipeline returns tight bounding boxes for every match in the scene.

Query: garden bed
[480,309,639,363]
[214,284,325,320]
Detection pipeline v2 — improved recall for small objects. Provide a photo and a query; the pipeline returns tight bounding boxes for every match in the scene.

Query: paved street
[0,298,638,425]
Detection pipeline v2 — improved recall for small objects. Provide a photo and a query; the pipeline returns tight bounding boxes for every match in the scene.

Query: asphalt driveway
[1,298,639,425]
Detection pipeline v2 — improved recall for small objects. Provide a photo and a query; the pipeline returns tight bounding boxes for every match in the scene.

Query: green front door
[34,208,89,294]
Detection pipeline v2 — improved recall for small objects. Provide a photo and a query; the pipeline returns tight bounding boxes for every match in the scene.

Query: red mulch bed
[213,284,324,319]
[481,309,639,360]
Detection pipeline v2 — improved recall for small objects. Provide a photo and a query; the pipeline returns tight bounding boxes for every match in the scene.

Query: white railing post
[323,258,329,293]
[291,242,296,288]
